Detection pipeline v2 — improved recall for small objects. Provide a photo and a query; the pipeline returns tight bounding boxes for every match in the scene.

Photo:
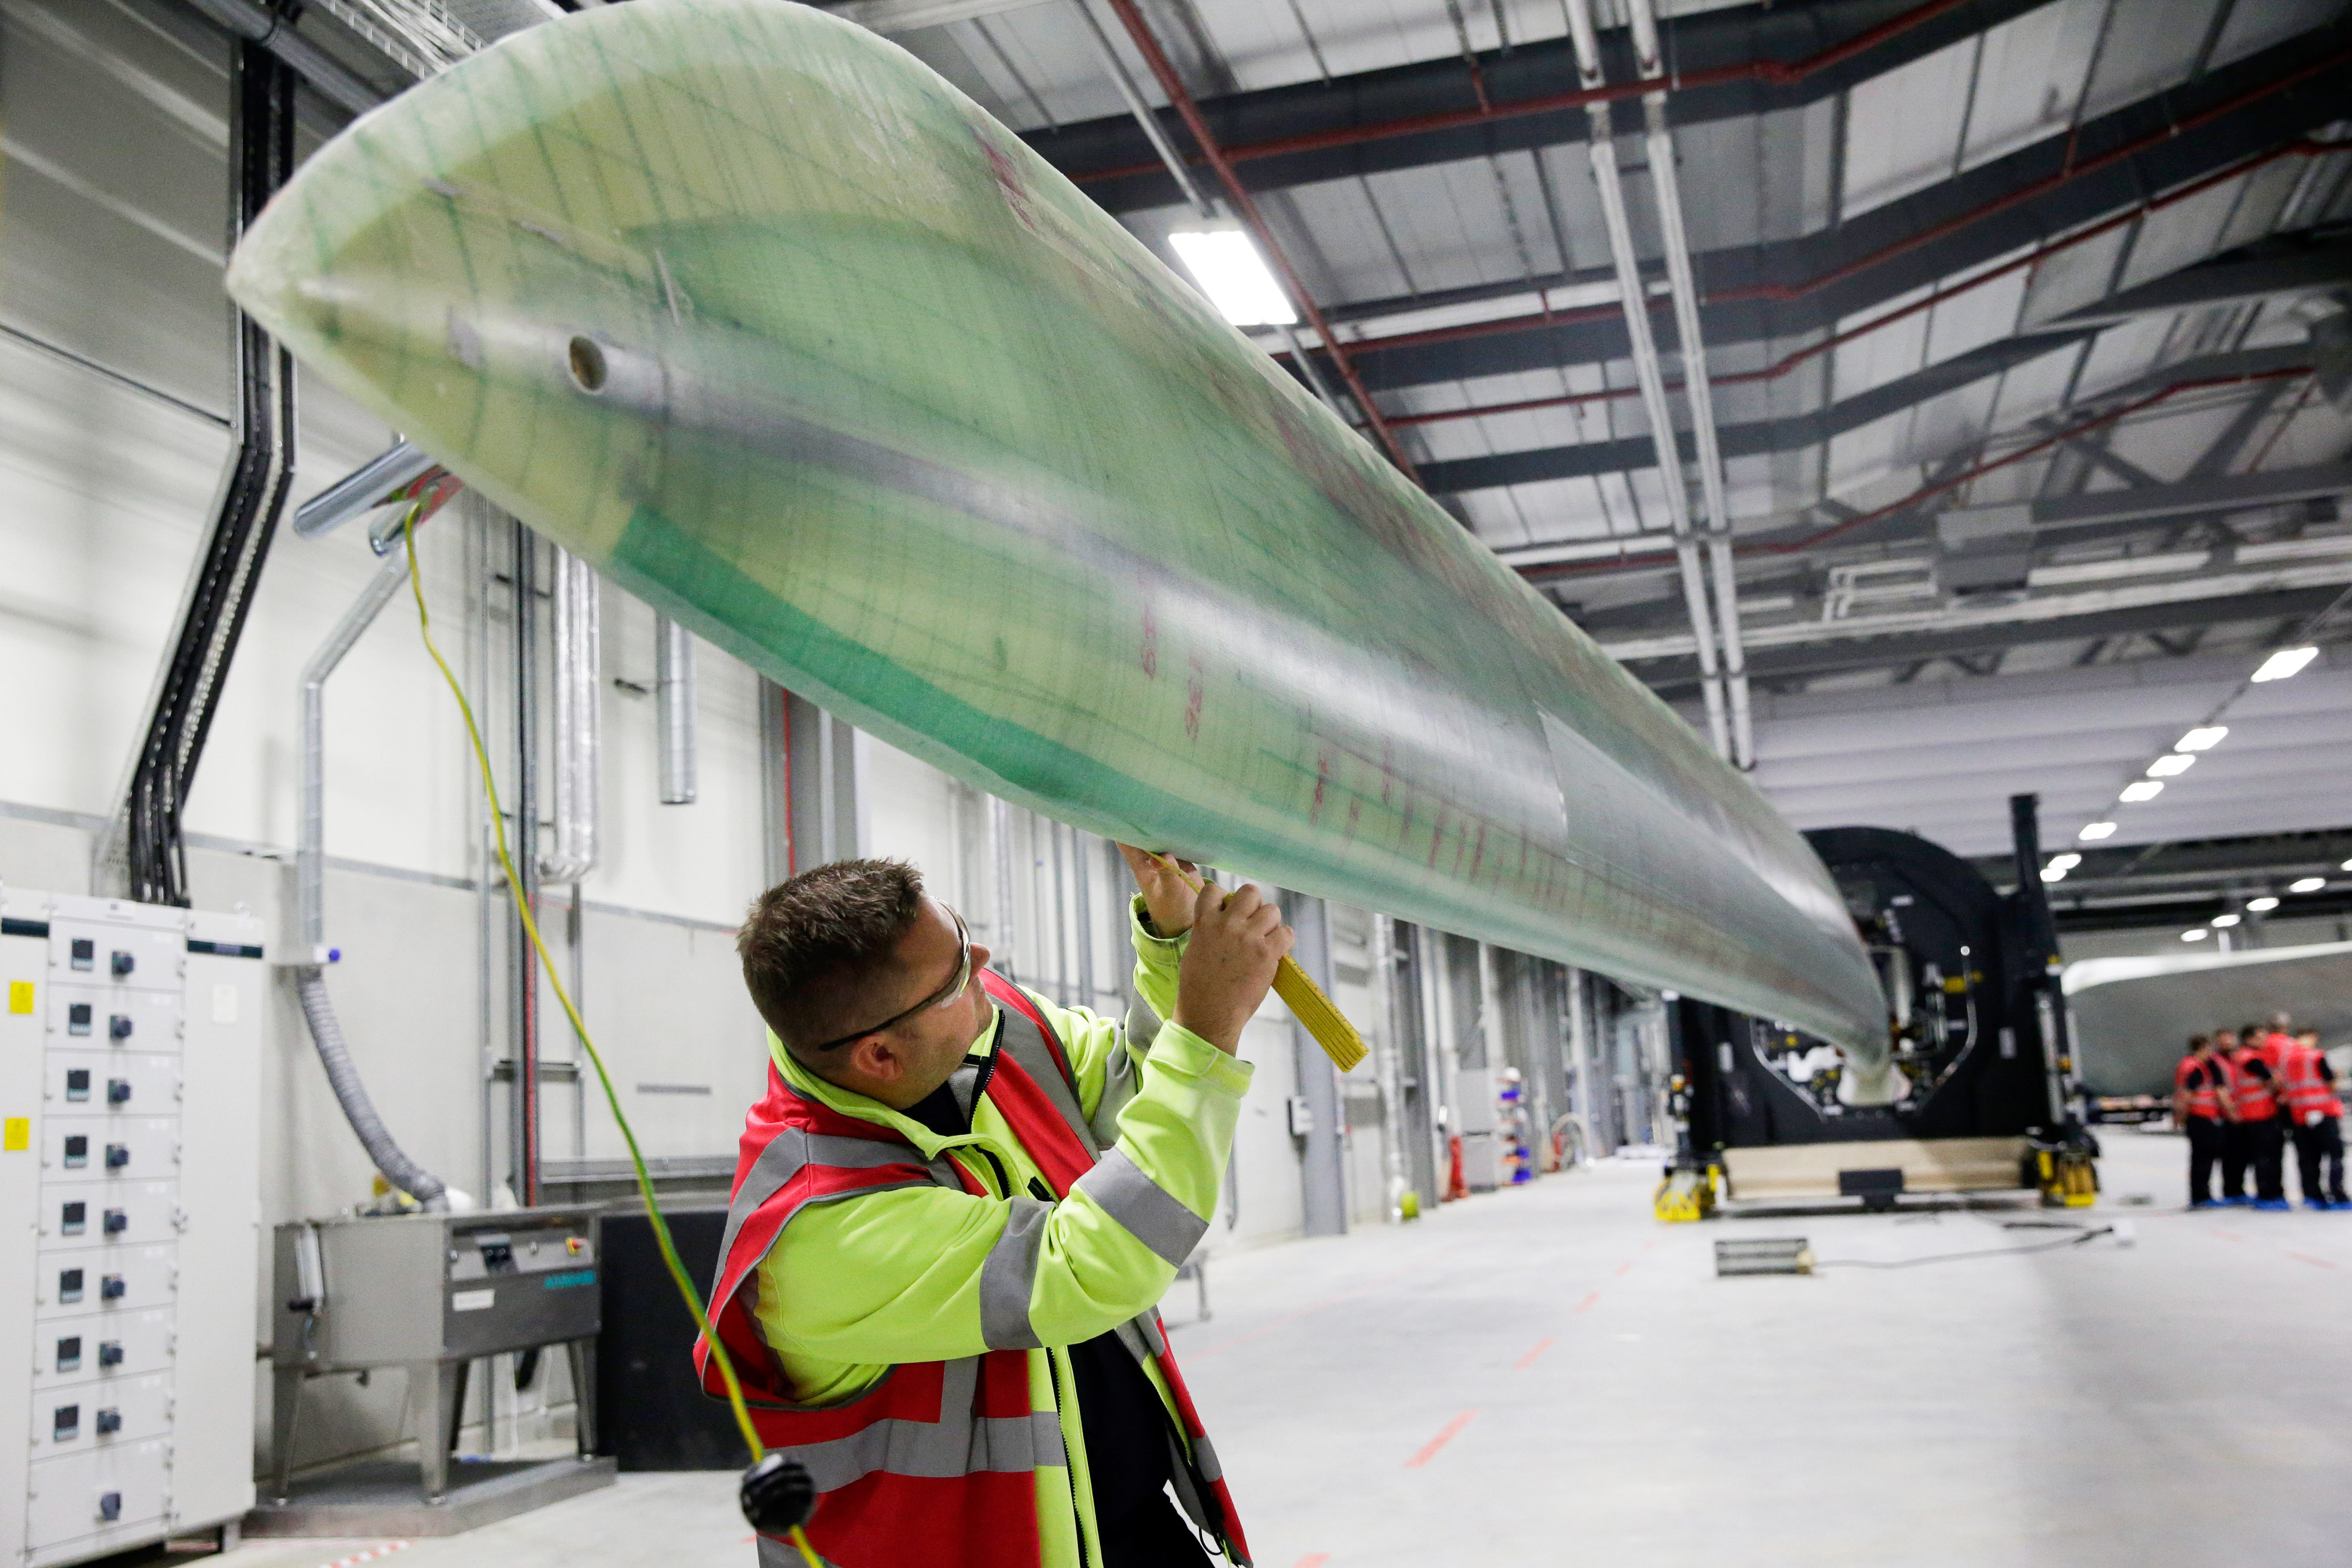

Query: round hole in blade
[568,336,608,393]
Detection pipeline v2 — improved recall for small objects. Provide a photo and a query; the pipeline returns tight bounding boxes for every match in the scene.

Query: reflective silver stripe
[779,1356,1067,1491]
[1132,1310,1168,1360]
[715,1124,957,1297]
[1189,1430,1223,1483]
[978,1195,1050,1350]
[1072,1147,1205,1267]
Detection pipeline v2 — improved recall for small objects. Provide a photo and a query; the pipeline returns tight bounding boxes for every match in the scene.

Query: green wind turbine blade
[225,0,1889,1061]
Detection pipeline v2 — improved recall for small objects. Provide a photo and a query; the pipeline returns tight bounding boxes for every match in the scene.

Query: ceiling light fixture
[2246,896,2280,911]
[1169,226,1298,327]
[2176,726,2228,751]
[2119,780,2164,803]
[2079,821,2117,841]
[2289,875,2327,894]
[2040,865,2068,884]
[2211,912,2241,928]
[2046,853,2082,872]
[2146,754,2195,777]
[2250,646,2318,683]
[2182,928,2209,941]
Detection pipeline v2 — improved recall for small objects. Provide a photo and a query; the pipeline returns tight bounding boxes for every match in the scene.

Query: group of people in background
[2173,1013,2347,1210]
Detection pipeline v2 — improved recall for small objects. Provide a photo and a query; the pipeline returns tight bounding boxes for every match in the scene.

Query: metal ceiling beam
[1625,583,2350,693]
[1936,462,2352,539]
[2050,225,2352,330]
[1496,347,2313,584]
[1325,45,2352,395]
[1422,326,2097,496]
[1033,0,2052,212]
[1973,827,2352,894]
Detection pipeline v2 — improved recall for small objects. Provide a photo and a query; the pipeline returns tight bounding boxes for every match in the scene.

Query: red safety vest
[2174,1055,2223,1120]
[695,971,1251,1568]
[2280,1045,2344,1122]
[2229,1047,2279,1121]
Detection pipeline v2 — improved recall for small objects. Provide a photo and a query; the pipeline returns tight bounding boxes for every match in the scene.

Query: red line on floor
[2286,1251,2338,1269]
[1573,1290,1600,1313]
[1188,1243,1474,1358]
[1404,1410,1477,1468]
[1292,1556,1331,1568]
[1514,1336,1555,1369]
[2207,1228,2244,1242]
[314,1545,411,1568]
[1615,1261,1635,1277]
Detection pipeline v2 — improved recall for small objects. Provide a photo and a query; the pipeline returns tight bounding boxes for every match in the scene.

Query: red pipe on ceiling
[1284,48,2350,373]
[1516,366,2312,586]
[1099,0,1419,479]
[1074,0,1980,186]
[1387,136,2343,430]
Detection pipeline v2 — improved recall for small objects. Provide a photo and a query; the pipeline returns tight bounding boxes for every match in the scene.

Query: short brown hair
[737,859,926,1054]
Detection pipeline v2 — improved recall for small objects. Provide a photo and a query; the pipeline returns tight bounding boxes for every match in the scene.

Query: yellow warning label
[2,1118,28,1152]
[8,981,32,1014]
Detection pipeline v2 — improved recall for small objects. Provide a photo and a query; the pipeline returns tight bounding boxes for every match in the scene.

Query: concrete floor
[208,1128,2352,1568]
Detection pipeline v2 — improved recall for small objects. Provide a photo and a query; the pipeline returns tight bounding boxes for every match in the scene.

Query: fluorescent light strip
[2251,646,2318,683]
[1169,229,1297,327]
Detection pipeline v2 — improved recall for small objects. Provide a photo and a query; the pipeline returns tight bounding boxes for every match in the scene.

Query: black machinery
[1659,794,2097,1215]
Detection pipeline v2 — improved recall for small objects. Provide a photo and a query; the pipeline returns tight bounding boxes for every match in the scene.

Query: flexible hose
[402,513,820,1568]
[295,967,449,1210]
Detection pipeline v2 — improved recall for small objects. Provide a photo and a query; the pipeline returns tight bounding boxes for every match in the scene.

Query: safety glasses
[810,910,973,1052]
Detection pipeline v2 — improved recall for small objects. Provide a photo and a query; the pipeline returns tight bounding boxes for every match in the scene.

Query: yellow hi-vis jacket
[737,901,1252,1566]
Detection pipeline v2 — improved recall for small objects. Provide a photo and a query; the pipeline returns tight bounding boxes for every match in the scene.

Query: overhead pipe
[1384,135,2348,429]
[295,542,452,1209]
[1068,0,1347,418]
[1628,0,1753,769]
[542,547,601,882]
[1561,0,1730,761]
[1522,365,2311,586]
[656,614,699,804]
[291,439,439,541]
[1275,54,2352,379]
[177,0,386,118]
[1073,0,1984,186]
[1095,0,1419,479]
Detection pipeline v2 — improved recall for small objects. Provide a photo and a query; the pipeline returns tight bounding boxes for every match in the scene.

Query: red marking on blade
[1514,1336,1554,1369]
[1404,1410,1476,1468]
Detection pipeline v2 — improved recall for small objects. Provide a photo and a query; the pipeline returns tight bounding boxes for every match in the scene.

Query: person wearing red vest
[2224,1029,2289,1210]
[706,849,1282,1567]
[2279,1028,2347,1210]
[2171,1034,2235,1208]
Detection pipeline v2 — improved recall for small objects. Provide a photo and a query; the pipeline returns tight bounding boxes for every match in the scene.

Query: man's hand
[1118,844,1200,937]
[1172,880,1291,1055]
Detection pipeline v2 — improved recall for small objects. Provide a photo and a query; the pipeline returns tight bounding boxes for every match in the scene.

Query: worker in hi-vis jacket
[697,848,1282,1568]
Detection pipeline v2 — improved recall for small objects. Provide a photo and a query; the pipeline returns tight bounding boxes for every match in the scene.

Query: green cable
[403,513,821,1568]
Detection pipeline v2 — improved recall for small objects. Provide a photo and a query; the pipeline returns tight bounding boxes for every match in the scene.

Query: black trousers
[2186,1115,2226,1203]
[2290,1117,2347,1205]
[1100,1496,1213,1568]
[2225,1118,2287,1203]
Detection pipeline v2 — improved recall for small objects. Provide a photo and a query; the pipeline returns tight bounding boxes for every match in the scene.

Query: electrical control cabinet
[1,887,263,1568]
